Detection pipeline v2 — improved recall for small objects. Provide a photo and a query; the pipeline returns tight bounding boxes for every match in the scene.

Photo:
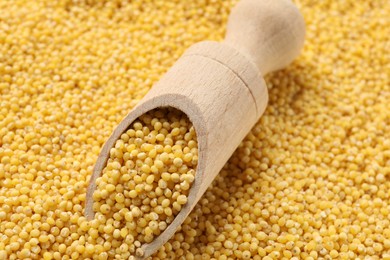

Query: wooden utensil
[86,0,305,258]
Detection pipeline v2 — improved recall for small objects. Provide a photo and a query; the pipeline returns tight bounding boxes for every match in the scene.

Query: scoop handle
[224,0,305,75]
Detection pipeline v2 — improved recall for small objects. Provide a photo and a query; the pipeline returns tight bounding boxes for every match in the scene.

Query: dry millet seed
[92,107,198,257]
[0,0,389,260]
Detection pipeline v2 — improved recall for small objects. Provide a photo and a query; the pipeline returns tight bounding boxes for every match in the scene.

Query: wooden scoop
[86,0,305,258]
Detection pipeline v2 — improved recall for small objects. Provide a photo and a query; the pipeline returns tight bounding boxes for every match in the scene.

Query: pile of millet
[92,108,197,258]
[0,0,389,259]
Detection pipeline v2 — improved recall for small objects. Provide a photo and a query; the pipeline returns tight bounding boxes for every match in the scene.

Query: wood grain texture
[85,0,305,258]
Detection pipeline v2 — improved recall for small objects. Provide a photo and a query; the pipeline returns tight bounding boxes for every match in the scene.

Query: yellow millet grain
[0,0,389,260]
[92,108,198,257]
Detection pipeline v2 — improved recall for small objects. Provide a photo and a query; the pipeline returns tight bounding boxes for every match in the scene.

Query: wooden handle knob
[224,0,305,75]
